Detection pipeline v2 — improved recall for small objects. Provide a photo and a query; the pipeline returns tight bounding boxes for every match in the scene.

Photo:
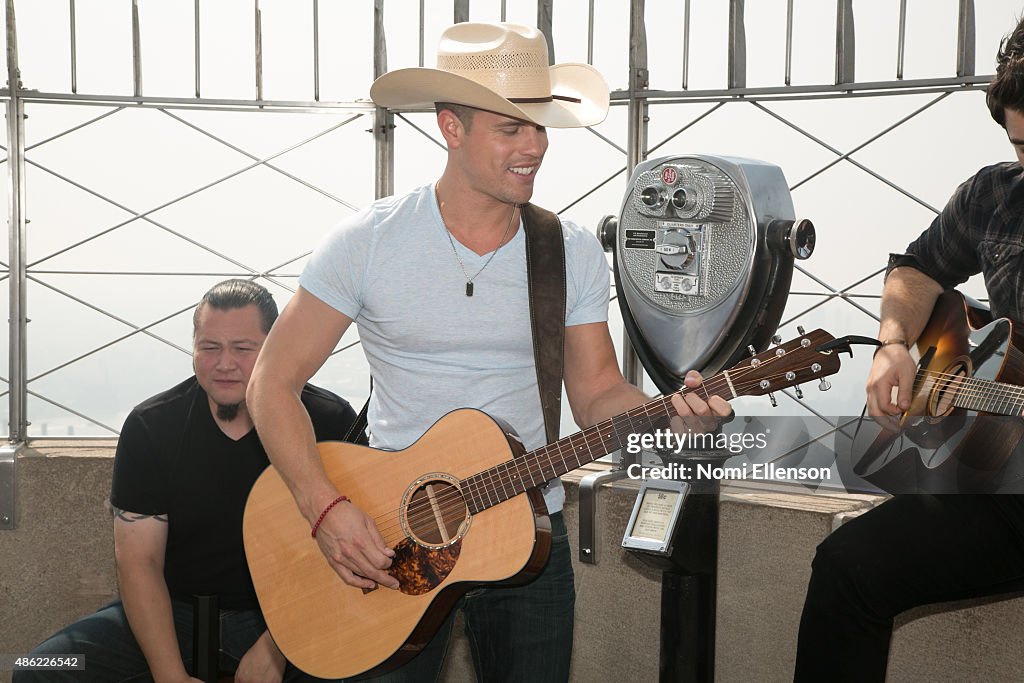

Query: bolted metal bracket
[0,444,19,530]
[578,466,632,564]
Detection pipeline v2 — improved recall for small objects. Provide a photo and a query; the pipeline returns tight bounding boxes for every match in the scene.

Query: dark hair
[435,102,477,131]
[192,279,278,336]
[987,16,1024,126]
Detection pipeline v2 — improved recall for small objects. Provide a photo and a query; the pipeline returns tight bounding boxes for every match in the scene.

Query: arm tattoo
[112,506,168,524]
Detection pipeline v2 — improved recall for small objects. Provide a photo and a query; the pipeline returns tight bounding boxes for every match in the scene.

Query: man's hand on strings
[669,370,733,435]
[314,499,399,590]
[865,343,916,430]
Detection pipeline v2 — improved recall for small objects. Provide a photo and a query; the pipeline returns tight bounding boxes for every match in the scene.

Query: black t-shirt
[110,376,356,609]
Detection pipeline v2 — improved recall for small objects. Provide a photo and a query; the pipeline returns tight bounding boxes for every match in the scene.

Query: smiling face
[192,303,267,421]
[442,108,549,207]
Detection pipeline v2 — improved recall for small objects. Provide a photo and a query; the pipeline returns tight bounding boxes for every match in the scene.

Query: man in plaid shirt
[794,15,1024,683]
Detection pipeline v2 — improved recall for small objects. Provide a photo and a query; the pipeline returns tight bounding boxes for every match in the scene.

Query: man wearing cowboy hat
[248,22,731,681]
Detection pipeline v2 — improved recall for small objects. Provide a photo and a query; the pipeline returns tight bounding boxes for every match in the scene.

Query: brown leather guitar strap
[521,203,566,446]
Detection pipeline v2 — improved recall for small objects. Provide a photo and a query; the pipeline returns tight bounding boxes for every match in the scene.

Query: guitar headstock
[725,329,843,400]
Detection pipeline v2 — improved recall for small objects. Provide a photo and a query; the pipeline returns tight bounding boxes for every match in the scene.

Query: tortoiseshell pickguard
[390,537,462,596]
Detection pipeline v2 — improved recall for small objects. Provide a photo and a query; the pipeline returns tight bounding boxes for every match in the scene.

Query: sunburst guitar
[849,290,1024,492]
[243,330,842,679]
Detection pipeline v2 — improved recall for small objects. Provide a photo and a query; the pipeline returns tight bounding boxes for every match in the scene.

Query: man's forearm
[118,564,190,682]
[248,376,339,524]
[878,267,944,346]
[236,629,287,681]
[574,380,651,428]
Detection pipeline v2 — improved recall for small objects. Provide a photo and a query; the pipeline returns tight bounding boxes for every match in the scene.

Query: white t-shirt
[300,183,611,512]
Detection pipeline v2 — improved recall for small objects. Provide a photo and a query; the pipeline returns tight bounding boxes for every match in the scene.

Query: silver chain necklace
[440,202,518,297]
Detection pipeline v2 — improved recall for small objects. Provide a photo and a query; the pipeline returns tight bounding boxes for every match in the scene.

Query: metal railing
[0,0,1001,451]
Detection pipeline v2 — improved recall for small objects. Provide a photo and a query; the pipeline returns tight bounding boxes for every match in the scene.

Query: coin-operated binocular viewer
[594,155,815,682]
[598,154,815,391]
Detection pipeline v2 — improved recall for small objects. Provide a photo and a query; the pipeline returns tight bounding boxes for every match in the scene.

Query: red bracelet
[311,495,350,539]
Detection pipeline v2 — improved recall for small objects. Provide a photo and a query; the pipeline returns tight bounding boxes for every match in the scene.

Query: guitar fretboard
[459,381,733,515]
[455,328,838,515]
[951,375,1024,415]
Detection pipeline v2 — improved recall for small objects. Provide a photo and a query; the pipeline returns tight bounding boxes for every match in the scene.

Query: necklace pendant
[465,282,474,297]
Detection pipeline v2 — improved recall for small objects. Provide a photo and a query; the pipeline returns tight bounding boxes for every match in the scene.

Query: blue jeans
[13,598,318,682]
[362,511,576,683]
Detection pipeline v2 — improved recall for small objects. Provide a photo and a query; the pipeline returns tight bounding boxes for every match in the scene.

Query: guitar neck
[457,328,840,515]
[951,376,1024,415]
[459,375,734,515]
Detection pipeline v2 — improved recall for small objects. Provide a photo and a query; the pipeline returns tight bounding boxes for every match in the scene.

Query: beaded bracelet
[311,495,350,539]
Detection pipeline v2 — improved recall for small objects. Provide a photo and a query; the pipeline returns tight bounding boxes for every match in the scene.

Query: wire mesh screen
[0,0,1018,439]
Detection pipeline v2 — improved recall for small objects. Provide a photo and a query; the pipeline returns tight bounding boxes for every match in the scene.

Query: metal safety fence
[0,0,1008,455]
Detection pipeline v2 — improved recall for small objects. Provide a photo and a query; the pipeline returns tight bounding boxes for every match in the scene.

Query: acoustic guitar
[849,290,1024,491]
[243,329,842,679]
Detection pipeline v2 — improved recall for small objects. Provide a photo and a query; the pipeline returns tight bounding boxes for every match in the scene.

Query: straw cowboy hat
[370,22,609,128]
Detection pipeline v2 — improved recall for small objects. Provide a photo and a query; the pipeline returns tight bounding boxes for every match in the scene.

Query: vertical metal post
[418,1,425,67]
[587,0,595,65]
[0,0,22,521]
[454,0,468,24]
[728,0,746,89]
[70,0,78,94]
[784,0,793,86]
[254,0,263,101]
[896,0,907,80]
[956,0,975,77]
[313,0,320,101]
[624,0,648,387]
[194,0,201,97]
[579,1,649,565]
[373,0,393,200]
[682,0,691,89]
[0,445,15,529]
[538,0,554,63]
[131,0,142,97]
[835,0,855,85]
[191,595,219,682]
[6,0,27,445]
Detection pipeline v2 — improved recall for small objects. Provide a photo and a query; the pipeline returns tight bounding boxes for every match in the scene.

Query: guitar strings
[371,359,811,538]
[921,370,1024,403]
[910,367,1024,411]
[377,351,1023,545]
[366,348,830,542]
[378,357,823,539]
[376,382,1024,548]
[372,348,831,539]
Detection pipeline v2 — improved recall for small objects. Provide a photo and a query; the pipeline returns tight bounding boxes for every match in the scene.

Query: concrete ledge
[889,595,1024,682]
[4,448,1024,682]
[1,442,118,679]
[554,469,880,683]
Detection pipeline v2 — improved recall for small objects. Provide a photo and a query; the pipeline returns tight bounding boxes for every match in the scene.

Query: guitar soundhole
[929,360,969,416]
[402,474,471,549]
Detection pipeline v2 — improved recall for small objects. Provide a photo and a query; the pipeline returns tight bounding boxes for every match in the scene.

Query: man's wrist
[873,338,910,358]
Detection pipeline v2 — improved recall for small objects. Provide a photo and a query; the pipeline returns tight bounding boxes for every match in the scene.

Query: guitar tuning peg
[767,392,778,408]
[794,385,804,399]
[771,334,783,345]
[818,378,831,392]
[797,326,806,335]
[748,345,757,357]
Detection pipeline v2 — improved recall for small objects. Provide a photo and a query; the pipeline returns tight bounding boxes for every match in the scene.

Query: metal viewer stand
[620,440,730,683]
[596,154,817,682]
